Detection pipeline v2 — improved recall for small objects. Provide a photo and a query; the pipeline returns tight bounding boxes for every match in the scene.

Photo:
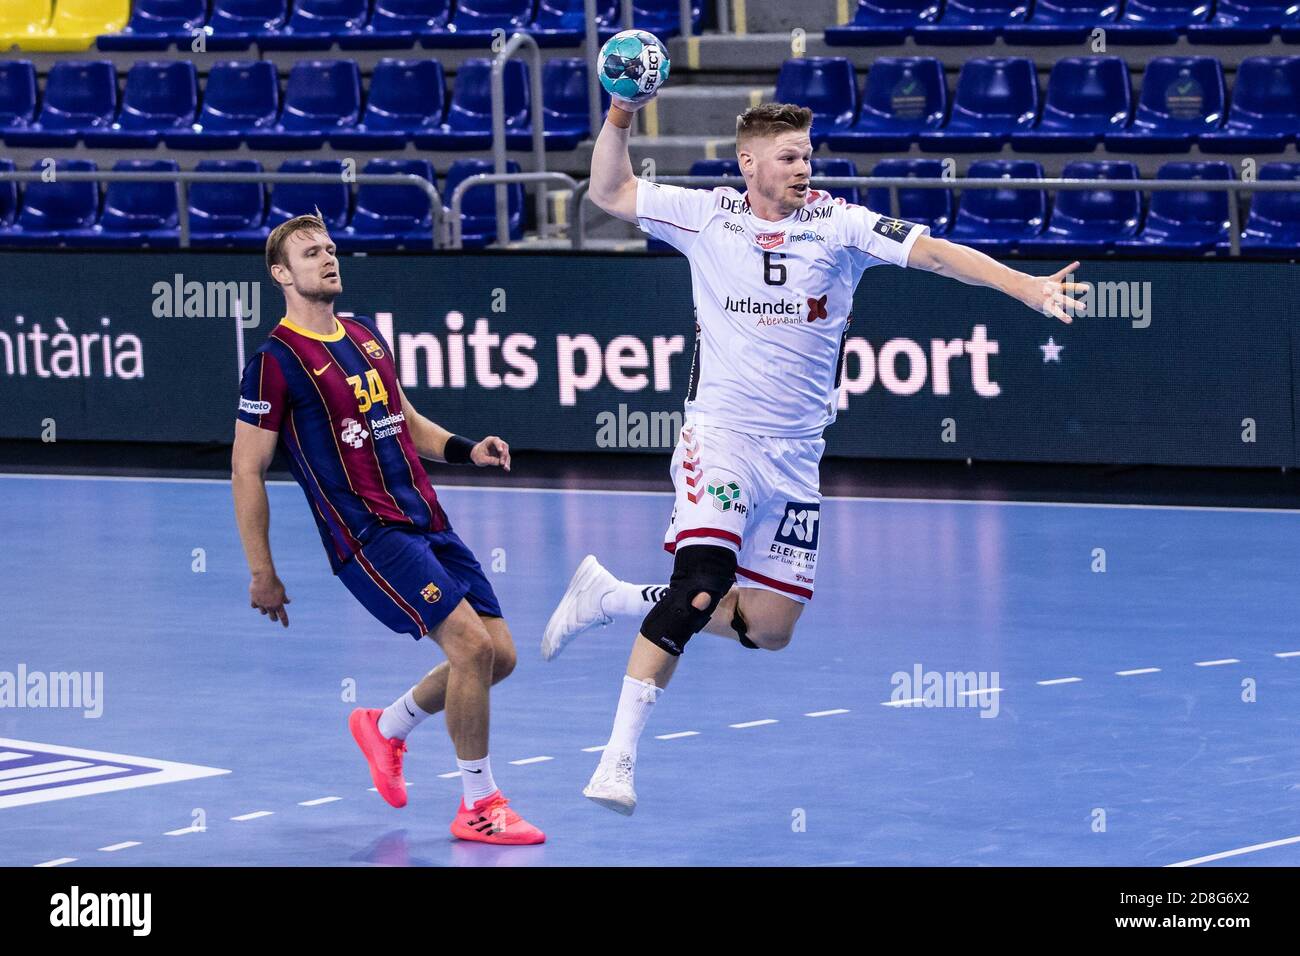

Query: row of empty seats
[656,158,1300,255]
[827,0,1300,45]
[0,57,605,150]
[0,0,700,52]
[0,157,524,248]
[780,55,1300,152]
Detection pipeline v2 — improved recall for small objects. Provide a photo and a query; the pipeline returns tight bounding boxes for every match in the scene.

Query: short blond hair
[266,213,329,285]
[736,103,813,149]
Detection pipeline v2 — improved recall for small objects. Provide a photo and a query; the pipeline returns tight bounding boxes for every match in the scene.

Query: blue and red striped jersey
[237,314,448,573]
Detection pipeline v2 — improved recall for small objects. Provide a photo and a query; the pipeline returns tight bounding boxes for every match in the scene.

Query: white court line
[1168,834,1300,867]
[0,752,30,762]
[8,472,1300,515]
[509,756,554,765]
[35,858,76,867]
[655,731,699,740]
[231,811,273,821]
[581,745,606,752]
[957,688,1003,698]
[1116,668,1161,676]
[882,698,924,707]
[1038,677,1082,685]
[729,719,778,728]
[0,759,92,781]
[0,765,125,792]
[298,797,341,806]
[98,841,140,853]
[1275,651,1300,658]
[164,826,204,836]
[437,771,460,779]
[1194,658,1240,667]
[805,709,850,717]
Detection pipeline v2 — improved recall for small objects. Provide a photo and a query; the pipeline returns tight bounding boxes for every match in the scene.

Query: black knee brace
[640,544,737,656]
[732,606,758,649]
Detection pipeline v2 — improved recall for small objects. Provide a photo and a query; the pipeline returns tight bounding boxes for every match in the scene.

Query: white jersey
[636,179,929,439]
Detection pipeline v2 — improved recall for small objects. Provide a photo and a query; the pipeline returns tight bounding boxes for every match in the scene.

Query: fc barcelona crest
[362,338,385,360]
[421,582,442,603]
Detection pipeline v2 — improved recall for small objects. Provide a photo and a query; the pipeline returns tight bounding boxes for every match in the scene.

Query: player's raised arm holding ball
[556,33,1088,816]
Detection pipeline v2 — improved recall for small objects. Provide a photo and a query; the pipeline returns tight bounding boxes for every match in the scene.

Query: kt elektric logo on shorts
[706,480,742,512]
[775,502,820,550]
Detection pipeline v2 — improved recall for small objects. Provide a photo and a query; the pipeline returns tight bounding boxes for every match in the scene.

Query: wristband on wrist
[608,105,634,129]
[444,434,476,464]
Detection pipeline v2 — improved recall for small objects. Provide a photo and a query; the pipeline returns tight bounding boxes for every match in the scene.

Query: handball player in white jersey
[545,100,1084,814]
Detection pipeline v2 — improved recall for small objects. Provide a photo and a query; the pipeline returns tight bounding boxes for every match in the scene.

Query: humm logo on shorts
[775,502,820,551]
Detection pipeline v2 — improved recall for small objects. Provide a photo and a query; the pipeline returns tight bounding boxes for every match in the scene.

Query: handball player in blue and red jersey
[230,214,543,845]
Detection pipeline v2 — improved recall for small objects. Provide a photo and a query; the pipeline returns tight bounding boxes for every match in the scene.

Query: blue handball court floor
[1,473,1299,868]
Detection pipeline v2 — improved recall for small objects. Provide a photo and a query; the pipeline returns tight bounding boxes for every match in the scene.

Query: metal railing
[0,168,443,248]
[492,32,551,249]
[572,175,1300,255]
[448,171,579,249]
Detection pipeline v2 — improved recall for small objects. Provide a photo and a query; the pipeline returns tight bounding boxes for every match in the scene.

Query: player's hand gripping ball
[598,30,670,104]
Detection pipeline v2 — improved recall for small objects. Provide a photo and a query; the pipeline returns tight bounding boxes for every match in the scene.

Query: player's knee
[732,605,795,651]
[748,625,795,651]
[492,638,517,682]
[444,620,495,672]
[640,545,737,656]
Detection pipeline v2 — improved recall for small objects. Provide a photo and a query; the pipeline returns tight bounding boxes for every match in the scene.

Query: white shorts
[663,421,825,603]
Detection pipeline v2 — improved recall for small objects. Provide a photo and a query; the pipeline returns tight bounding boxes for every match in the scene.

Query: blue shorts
[337,526,502,640]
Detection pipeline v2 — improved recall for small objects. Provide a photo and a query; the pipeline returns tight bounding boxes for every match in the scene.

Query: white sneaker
[541,554,617,662]
[583,751,637,816]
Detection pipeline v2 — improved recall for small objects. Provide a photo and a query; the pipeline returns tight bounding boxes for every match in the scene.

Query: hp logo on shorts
[775,502,820,550]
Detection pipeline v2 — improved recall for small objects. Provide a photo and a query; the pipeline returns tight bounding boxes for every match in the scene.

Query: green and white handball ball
[598,30,671,104]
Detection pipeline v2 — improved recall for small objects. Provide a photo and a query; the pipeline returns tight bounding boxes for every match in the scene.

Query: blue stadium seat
[0,158,16,236]
[1011,57,1130,151]
[262,0,371,49]
[913,0,1031,44]
[1241,162,1300,255]
[947,159,1046,252]
[83,61,198,148]
[811,158,860,204]
[98,0,209,50]
[532,0,619,47]
[246,59,362,149]
[826,57,947,152]
[206,0,289,50]
[444,158,524,247]
[919,57,1038,151]
[414,58,528,150]
[1019,161,1141,255]
[865,158,953,236]
[267,159,351,231]
[824,0,942,46]
[339,158,438,250]
[423,0,534,47]
[1104,56,1225,152]
[1115,161,1234,255]
[774,58,858,147]
[1003,0,1120,44]
[0,61,39,139]
[340,0,451,47]
[622,0,702,39]
[3,60,117,147]
[332,58,446,149]
[89,159,181,249]
[189,159,271,249]
[506,58,607,150]
[1109,0,1212,43]
[1188,0,1289,42]
[0,159,99,248]
[1199,56,1300,153]
[166,60,280,149]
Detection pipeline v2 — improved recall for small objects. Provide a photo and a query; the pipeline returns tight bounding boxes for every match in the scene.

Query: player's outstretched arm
[398,387,511,471]
[231,420,291,628]
[907,234,1086,324]
[589,97,650,224]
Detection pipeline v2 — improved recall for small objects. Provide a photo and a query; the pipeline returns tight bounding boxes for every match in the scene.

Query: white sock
[458,755,498,805]
[601,581,668,617]
[377,688,431,741]
[605,675,663,759]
